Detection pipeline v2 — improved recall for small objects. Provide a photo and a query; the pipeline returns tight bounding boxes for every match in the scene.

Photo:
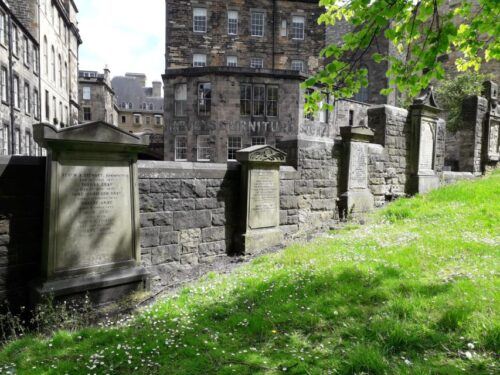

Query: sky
[76,0,165,86]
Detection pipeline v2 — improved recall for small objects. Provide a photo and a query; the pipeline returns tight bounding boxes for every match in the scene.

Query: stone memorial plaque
[488,119,499,158]
[248,168,279,229]
[32,122,150,304]
[419,120,435,172]
[349,143,368,189]
[236,145,286,254]
[56,160,134,272]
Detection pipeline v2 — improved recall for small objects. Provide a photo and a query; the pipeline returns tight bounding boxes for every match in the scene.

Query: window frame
[193,8,207,33]
[198,82,212,116]
[227,10,238,35]
[252,84,265,117]
[226,56,238,67]
[82,86,91,100]
[174,83,187,117]
[24,82,30,115]
[291,60,304,72]
[251,136,266,146]
[266,85,278,117]
[250,58,263,69]
[175,136,188,161]
[240,83,252,116]
[227,136,242,161]
[1,66,8,103]
[193,53,207,67]
[251,11,265,37]
[197,135,211,162]
[291,16,305,40]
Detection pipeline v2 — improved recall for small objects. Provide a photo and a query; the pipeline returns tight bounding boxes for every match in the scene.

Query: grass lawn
[1,172,499,374]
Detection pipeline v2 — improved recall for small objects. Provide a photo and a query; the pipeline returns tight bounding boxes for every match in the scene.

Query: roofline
[0,0,39,45]
[163,67,308,80]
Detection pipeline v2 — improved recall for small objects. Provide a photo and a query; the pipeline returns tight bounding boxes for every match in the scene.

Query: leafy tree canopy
[304,0,499,112]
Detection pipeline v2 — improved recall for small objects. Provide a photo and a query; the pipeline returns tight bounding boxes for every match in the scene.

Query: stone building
[163,0,328,162]
[38,0,81,128]
[0,0,42,156]
[78,68,118,125]
[112,73,164,135]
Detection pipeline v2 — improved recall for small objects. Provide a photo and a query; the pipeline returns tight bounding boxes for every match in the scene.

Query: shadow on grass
[3,263,494,375]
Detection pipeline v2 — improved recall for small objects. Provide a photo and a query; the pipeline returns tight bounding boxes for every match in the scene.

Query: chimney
[152,81,162,97]
[103,65,111,85]
[125,73,147,88]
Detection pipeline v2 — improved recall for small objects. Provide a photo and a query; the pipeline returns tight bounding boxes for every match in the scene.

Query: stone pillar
[32,121,150,304]
[236,145,286,255]
[482,81,500,171]
[339,125,375,218]
[409,87,442,194]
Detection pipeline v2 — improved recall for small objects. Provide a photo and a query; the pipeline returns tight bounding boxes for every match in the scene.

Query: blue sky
[76,0,165,86]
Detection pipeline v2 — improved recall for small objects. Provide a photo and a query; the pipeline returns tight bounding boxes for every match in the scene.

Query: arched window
[354,66,369,103]
[149,103,153,110]
[51,46,55,82]
[43,36,48,76]
[64,62,68,90]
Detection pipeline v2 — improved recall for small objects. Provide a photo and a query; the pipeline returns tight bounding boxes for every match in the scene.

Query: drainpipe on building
[8,14,15,155]
[272,0,276,70]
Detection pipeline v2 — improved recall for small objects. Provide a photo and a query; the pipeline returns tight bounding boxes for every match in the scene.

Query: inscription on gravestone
[419,120,435,171]
[488,119,499,156]
[56,160,133,272]
[249,168,279,229]
[349,143,368,189]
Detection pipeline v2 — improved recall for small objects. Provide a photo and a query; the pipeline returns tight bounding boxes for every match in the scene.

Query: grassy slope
[1,172,499,374]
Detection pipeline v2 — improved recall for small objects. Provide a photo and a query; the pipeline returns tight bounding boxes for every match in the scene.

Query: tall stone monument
[339,125,375,218]
[236,145,286,255]
[483,81,500,167]
[32,122,150,304]
[409,87,442,194]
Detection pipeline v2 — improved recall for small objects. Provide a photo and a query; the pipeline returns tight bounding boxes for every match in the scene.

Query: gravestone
[32,122,150,304]
[409,87,442,194]
[236,145,286,254]
[483,81,500,164]
[339,125,375,218]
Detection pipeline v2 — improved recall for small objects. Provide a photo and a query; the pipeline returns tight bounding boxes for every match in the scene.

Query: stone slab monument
[236,145,286,255]
[483,81,500,166]
[339,125,375,218]
[409,87,442,194]
[32,121,150,304]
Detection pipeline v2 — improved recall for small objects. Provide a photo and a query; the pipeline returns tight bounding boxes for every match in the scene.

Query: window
[0,11,6,45]
[14,128,20,155]
[228,11,238,35]
[227,136,241,161]
[193,54,207,67]
[197,135,211,161]
[193,8,207,33]
[280,20,287,37]
[59,102,63,125]
[198,82,211,116]
[319,100,328,123]
[51,46,55,81]
[34,48,39,75]
[348,110,354,126]
[43,37,48,76]
[266,86,278,117]
[25,131,31,156]
[12,26,19,56]
[34,89,39,119]
[291,16,305,40]
[174,83,187,117]
[82,86,91,100]
[149,103,154,110]
[251,11,265,37]
[146,116,151,125]
[252,136,266,146]
[64,62,67,89]
[250,58,263,69]
[291,60,304,72]
[240,84,252,116]
[175,136,187,161]
[227,56,237,67]
[52,96,56,121]
[83,107,91,121]
[253,85,265,116]
[13,76,19,108]
[121,115,126,123]
[155,115,163,126]
[24,83,30,114]
[0,124,8,155]
[58,54,62,87]
[1,67,8,102]
[23,37,30,66]
[45,90,49,120]
[134,114,141,124]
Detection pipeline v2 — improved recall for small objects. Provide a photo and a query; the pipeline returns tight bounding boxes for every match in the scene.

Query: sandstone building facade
[0,0,41,156]
[78,68,118,125]
[112,73,164,135]
[163,0,328,162]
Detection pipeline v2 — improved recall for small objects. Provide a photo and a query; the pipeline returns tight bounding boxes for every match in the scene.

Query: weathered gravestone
[483,81,500,165]
[409,87,442,194]
[31,121,150,304]
[339,125,375,218]
[236,145,286,255]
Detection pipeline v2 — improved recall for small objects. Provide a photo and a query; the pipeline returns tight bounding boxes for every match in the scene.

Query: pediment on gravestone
[236,145,287,164]
[412,86,441,114]
[34,122,149,152]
